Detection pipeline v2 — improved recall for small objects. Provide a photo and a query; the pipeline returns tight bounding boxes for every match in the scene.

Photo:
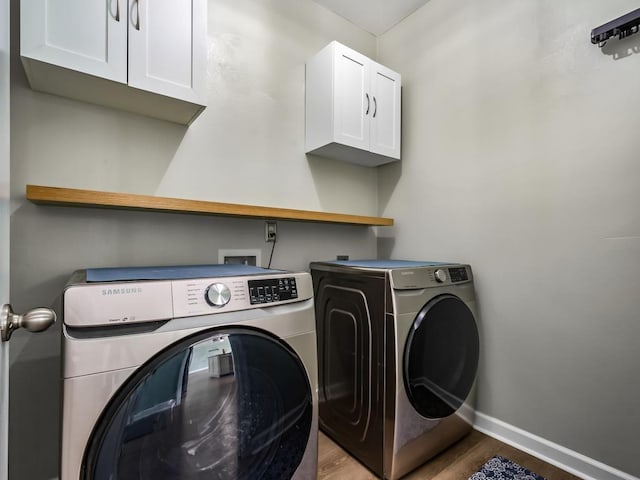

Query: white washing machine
[310,260,480,480]
[60,264,318,480]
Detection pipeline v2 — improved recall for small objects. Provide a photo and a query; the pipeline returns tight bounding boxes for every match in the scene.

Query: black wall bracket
[591,8,640,47]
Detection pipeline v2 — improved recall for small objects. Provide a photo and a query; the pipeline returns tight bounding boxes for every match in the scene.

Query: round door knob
[1,304,57,342]
[205,283,231,307]
[434,269,448,283]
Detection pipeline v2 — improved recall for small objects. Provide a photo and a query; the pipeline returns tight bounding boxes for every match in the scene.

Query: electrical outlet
[265,221,277,242]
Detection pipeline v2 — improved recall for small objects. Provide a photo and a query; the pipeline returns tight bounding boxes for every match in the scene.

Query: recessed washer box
[218,249,262,267]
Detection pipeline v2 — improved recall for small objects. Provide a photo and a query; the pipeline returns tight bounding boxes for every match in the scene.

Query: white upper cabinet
[21,0,127,82]
[305,41,401,167]
[20,0,207,125]
[333,45,371,153]
[128,0,206,105]
[370,63,401,160]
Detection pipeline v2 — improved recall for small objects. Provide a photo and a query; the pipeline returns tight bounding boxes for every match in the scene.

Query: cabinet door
[128,0,206,105]
[332,43,371,152]
[20,0,127,83]
[370,62,401,159]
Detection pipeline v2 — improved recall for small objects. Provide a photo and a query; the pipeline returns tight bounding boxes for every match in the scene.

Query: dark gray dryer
[310,260,480,480]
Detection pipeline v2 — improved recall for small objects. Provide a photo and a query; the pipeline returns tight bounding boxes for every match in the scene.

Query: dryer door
[82,327,313,480]
[403,294,479,419]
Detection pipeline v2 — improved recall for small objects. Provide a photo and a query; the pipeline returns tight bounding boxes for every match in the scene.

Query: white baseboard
[473,412,639,480]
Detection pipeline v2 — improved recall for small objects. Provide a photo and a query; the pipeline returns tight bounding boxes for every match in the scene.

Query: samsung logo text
[101,287,143,296]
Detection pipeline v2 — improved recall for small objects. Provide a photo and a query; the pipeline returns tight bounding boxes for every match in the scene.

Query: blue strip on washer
[326,259,450,268]
[86,264,284,282]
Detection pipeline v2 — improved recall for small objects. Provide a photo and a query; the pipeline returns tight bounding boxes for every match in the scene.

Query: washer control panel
[248,277,298,304]
[171,272,311,318]
[64,272,313,327]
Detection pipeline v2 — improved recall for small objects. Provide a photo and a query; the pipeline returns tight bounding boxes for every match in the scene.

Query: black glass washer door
[83,327,313,480]
[403,294,480,419]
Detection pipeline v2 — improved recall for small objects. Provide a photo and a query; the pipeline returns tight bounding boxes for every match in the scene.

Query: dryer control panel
[448,266,469,283]
[390,264,473,290]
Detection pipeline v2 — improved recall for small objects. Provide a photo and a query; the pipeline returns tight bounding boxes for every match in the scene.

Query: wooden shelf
[26,185,394,226]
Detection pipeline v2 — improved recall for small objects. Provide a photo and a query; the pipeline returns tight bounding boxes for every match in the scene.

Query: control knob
[434,268,448,283]
[205,283,231,307]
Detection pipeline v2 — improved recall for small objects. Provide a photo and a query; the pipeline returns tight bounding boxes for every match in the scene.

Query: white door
[2,0,12,473]
[369,62,401,160]
[128,0,206,104]
[333,43,371,151]
[20,0,127,83]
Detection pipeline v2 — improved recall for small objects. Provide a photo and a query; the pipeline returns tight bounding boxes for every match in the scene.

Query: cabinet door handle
[373,96,377,118]
[135,0,141,30]
[115,0,120,22]
[365,93,370,115]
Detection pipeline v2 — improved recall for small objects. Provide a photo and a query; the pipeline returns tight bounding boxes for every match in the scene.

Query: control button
[205,283,231,307]
[434,269,448,283]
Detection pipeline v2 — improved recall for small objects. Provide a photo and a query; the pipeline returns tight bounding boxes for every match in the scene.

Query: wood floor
[317,429,583,480]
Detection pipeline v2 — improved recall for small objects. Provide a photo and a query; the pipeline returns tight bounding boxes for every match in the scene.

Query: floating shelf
[26,185,394,227]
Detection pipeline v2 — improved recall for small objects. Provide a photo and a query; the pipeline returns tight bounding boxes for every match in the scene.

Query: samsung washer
[310,260,480,479]
[59,264,318,480]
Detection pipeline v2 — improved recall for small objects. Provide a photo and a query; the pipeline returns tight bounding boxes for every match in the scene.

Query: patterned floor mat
[469,455,547,480]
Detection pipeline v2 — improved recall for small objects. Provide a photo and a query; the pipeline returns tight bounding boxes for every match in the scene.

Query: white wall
[378,0,640,477]
[8,1,380,478]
